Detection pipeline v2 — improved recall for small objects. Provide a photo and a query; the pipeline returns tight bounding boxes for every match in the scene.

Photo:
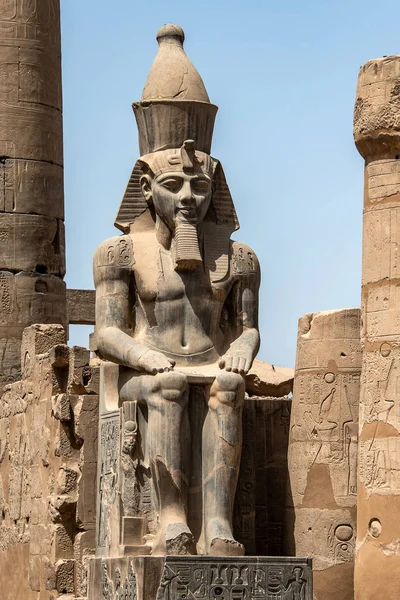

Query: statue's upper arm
[93,235,134,330]
[230,241,260,329]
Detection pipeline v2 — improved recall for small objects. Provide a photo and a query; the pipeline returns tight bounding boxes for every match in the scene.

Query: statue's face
[143,169,212,229]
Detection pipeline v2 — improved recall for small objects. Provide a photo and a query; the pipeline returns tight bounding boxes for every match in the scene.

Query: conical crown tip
[156,24,185,45]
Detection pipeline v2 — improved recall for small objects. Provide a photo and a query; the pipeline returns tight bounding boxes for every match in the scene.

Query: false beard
[173,221,202,271]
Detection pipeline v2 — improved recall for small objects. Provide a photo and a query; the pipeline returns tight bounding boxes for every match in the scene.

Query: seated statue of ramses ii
[93,24,260,557]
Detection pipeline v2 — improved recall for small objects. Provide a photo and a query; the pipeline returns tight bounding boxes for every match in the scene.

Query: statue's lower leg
[201,371,245,556]
[144,371,195,555]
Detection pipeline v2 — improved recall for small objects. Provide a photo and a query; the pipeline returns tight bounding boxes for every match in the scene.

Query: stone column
[0,0,66,388]
[354,55,400,599]
[286,309,361,600]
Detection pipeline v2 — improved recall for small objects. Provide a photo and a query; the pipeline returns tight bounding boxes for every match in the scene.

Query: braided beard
[173,221,202,271]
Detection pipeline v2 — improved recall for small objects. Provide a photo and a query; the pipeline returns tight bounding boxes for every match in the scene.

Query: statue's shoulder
[93,234,134,274]
[230,240,260,277]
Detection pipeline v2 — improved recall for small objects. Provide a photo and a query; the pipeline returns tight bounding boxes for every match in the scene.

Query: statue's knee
[211,372,244,406]
[154,371,188,402]
[215,371,244,395]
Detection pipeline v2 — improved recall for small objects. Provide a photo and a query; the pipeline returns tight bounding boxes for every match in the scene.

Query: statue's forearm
[97,326,149,369]
[228,327,260,360]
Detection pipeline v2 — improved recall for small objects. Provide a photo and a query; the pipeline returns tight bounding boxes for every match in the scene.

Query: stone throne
[88,24,312,599]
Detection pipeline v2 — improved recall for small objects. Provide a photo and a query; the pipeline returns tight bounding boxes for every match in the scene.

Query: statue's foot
[210,537,245,556]
[206,518,244,556]
[166,522,196,555]
[153,522,196,556]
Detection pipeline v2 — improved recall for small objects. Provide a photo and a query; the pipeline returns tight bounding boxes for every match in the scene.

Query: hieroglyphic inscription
[0,272,12,318]
[234,400,256,553]
[117,238,134,268]
[232,244,256,275]
[0,0,60,44]
[104,236,134,269]
[328,523,355,565]
[98,414,120,548]
[156,557,312,600]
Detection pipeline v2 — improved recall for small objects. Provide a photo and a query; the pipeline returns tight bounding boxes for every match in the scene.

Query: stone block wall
[0,325,99,600]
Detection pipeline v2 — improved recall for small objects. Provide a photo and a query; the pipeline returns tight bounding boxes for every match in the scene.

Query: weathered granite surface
[93,24,261,558]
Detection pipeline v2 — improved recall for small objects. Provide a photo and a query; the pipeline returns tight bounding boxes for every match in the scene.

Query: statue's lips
[176,208,196,219]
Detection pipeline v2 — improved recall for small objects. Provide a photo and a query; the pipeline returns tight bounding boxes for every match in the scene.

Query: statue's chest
[133,247,228,305]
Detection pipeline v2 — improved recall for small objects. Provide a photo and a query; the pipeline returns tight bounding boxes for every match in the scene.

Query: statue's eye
[191,179,210,194]
[160,178,182,193]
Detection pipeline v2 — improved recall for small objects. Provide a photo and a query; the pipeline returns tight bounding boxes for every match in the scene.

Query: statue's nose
[178,182,194,205]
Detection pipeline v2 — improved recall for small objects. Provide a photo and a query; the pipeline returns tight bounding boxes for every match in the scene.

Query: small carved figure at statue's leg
[201,371,245,556]
[142,371,195,556]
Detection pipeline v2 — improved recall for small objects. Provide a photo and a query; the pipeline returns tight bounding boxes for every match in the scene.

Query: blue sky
[61,0,400,367]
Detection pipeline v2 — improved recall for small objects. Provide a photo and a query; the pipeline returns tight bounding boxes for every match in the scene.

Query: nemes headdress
[114,24,239,280]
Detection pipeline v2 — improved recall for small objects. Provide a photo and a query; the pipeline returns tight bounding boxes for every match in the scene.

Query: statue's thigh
[118,368,150,404]
[119,368,188,407]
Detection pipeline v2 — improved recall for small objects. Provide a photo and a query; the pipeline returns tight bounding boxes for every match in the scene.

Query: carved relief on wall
[0,272,13,320]
[360,344,400,429]
[359,437,400,494]
[0,0,59,44]
[357,344,400,495]
[290,364,360,506]
[156,557,312,600]
[98,414,120,549]
[292,509,356,571]
[328,524,355,565]
[101,560,137,600]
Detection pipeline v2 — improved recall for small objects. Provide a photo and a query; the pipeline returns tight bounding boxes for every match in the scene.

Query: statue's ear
[114,160,149,233]
[140,174,152,205]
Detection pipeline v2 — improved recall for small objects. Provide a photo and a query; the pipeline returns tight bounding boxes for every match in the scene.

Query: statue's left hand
[218,351,252,375]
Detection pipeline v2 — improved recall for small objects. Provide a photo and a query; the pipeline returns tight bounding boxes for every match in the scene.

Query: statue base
[88,555,313,599]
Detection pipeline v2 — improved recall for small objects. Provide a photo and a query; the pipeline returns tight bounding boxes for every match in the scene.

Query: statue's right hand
[137,350,176,374]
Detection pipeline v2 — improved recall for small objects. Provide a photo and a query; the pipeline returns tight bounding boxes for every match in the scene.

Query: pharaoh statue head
[114,24,239,279]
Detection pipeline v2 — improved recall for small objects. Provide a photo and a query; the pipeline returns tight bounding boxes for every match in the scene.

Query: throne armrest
[99,360,120,413]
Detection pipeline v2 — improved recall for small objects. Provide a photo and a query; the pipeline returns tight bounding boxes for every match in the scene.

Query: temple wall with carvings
[0,0,67,390]
[0,325,99,600]
[0,323,293,599]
